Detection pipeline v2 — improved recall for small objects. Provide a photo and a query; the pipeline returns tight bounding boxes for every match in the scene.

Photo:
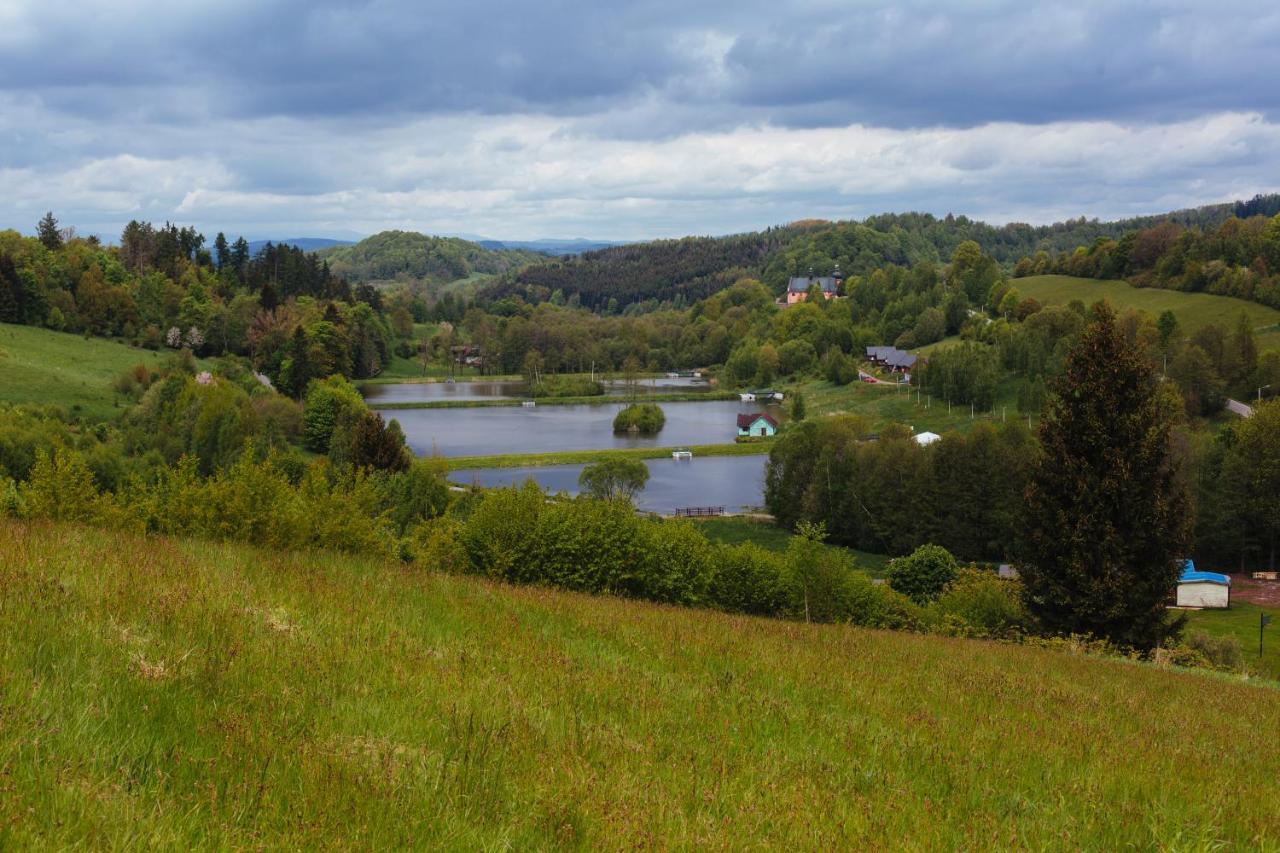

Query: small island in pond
[613,402,666,435]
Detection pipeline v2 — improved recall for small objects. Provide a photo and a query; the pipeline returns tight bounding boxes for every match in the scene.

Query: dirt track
[1228,574,1280,606]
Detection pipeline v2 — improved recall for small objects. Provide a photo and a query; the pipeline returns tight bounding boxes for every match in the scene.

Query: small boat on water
[671,448,693,460]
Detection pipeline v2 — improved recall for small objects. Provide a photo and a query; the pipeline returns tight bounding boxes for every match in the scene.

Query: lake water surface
[363,376,716,405]
[451,454,768,514]
[389,399,775,457]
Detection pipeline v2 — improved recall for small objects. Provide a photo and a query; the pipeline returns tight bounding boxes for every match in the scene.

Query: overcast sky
[2,0,1278,241]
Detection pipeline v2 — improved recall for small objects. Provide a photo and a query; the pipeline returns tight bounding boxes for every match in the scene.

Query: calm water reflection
[363,376,716,404]
[390,400,776,457]
[362,381,522,403]
[451,454,767,514]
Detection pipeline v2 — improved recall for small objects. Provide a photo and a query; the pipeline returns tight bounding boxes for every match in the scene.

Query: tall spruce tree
[1017,301,1189,650]
[37,212,63,250]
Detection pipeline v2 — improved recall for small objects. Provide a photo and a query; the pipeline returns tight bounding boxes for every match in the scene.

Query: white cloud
[2,106,1278,240]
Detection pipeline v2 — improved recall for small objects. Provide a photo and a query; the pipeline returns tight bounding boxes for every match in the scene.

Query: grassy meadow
[3,520,1280,847]
[1015,275,1280,352]
[790,374,1026,434]
[0,323,197,420]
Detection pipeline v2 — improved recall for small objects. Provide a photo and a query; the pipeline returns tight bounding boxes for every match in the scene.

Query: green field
[3,520,1279,847]
[790,375,1025,434]
[1015,275,1280,352]
[0,323,196,420]
[1184,602,1280,679]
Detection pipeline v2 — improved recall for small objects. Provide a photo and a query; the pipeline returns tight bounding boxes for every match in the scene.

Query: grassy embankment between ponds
[0,322,210,420]
[373,391,738,410]
[443,440,771,470]
[3,520,1280,847]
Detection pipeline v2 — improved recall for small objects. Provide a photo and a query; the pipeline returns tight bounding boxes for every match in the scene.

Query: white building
[1175,562,1230,609]
[914,431,942,446]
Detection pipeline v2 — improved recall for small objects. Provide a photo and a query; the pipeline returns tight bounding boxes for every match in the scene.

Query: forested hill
[317,230,546,283]
[481,194,1280,312]
[480,221,832,311]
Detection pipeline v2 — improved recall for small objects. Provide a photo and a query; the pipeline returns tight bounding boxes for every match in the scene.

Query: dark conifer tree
[259,281,279,312]
[1017,302,1190,650]
[214,232,230,271]
[231,236,250,273]
[285,325,312,398]
[37,212,62,250]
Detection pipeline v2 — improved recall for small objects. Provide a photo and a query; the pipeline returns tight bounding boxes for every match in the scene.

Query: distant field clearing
[1014,275,1280,351]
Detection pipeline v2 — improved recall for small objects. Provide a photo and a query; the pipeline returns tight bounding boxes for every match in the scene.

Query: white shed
[914,431,942,446]
[1176,565,1230,609]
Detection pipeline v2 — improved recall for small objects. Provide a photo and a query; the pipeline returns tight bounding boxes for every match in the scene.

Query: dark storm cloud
[0,0,1277,239]
[3,0,1277,131]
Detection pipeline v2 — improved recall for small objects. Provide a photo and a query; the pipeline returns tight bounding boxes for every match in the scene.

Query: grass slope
[0,323,187,420]
[1016,275,1280,352]
[3,521,1279,847]
[791,375,1025,434]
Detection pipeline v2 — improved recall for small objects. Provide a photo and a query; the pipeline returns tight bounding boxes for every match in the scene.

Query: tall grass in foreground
[2,520,1279,848]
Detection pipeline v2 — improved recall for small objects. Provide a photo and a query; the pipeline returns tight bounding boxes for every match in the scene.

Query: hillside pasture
[0,323,190,419]
[1015,275,1280,352]
[2,521,1278,848]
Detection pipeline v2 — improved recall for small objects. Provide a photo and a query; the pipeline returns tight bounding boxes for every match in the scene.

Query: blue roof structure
[1179,560,1230,586]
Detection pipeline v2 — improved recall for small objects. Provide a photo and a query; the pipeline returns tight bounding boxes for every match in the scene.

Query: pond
[389,400,776,457]
[362,376,717,404]
[361,380,523,404]
[451,454,768,515]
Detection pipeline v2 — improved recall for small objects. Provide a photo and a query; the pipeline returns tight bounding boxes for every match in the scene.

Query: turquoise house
[737,412,778,437]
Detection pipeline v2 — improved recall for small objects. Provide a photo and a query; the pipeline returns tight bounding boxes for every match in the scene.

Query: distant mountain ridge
[476,238,621,256]
[247,237,354,256]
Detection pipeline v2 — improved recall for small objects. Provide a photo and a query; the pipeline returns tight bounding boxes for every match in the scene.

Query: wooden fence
[673,506,726,517]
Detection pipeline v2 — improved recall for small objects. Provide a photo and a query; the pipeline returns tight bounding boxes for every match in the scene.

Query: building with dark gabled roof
[785,266,844,305]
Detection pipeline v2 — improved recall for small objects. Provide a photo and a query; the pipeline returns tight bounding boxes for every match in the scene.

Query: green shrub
[708,544,789,616]
[1182,630,1245,672]
[887,544,959,604]
[579,457,649,501]
[302,375,369,453]
[930,568,1028,638]
[612,403,665,435]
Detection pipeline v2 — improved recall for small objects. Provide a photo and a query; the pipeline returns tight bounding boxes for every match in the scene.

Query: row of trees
[0,218,404,393]
[1013,214,1280,309]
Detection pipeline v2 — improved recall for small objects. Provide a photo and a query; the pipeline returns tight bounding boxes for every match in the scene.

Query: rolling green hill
[1014,275,1280,351]
[3,520,1277,847]
[318,230,545,283]
[0,323,195,419]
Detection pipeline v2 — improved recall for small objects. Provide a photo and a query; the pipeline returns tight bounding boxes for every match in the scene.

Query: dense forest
[480,195,1280,312]
[481,222,831,312]
[317,230,545,283]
